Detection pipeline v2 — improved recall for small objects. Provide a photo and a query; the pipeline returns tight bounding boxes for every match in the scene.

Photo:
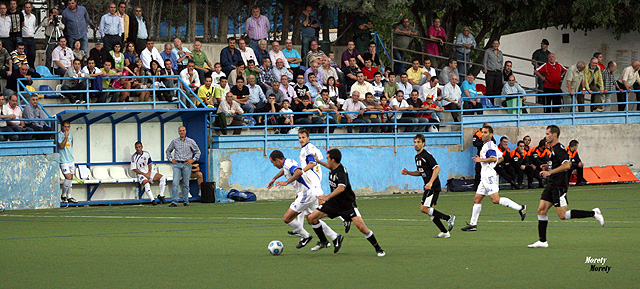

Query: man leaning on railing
[62,59,88,104]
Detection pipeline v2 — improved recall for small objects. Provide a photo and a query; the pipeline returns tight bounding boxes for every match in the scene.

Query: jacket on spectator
[127,14,146,44]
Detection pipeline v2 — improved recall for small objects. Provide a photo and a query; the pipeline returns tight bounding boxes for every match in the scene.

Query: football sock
[296,213,305,226]
[62,179,72,198]
[567,210,595,219]
[318,220,338,240]
[433,218,447,233]
[288,219,310,238]
[470,204,482,225]
[312,222,328,243]
[144,183,154,201]
[158,176,167,197]
[498,197,522,210]
[538,215,548,242]
[431,209,450,221]
[365,230,381,251]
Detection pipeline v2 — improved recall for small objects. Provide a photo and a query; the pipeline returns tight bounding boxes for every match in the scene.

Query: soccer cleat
[183,203,190,207]
[296,236,313,249]
[593,208,605,226]
[151,200,158,206]
[434,231,451,238]
[461,223,477,231]
[333,234,344,253]
[287,230,301,237]
[343,220,352,233]
[169,203,178,207]
[447,215,456,231]
[66,197,78,203]
[311,241,331,251]
[72,177,84,184]
[376,249,386,257]
[527,240,549,248]
[519,205,527,221]
[157,195,167,204]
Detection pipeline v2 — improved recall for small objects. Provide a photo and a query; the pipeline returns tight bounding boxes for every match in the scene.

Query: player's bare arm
[312,153,330,169]
[425,166,440,190]
[472,155,498,163]
[317,184,345,202]
[540,160,571,178]
[401,167,421,176]
[275,168,303,187]
[267,169,285,188]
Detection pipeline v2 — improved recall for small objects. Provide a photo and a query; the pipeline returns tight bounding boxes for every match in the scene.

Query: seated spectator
[266,80,285,104]
[278,99,294,134]
[419,94,443,131]
[262,93,281,114]
[269,41,290,70]
[246,74,266,112]
[180,60,200,94]
[213,76,230,104]
[110,43,125,72]
[257,58,276,92]
[62,59,89,104]
[421,58,437,83]
[10,42,28,70]
[255,40,270,71]
[405,90,429,132]
[23,94,53,140]
[3,94,34,140]
[230,77,253,114]
[495,136,519,189]
[272,58,293,84]
[372,72,384,98]
[313,89,339,133]
[220,37,242,76]
[501,74,527,107]
[6,64,40,97]
[407,59,429,90]
[149,60,171,101]
[362,92,382,133]
[160,43,178,71]
[508,140,528,189]
[305,40,326,67]
[123,42,138,67]
[282,39,304,77]
[361,59,377,83]
[72,40,87,65]
[327,52,344,78]
[304,60,324,84]
[293,95,324,133]
[89,39,110,68]
[460,74,483,115]
[238,38,257,66]
[438,58,459,85]
[228,61,246,86]
[210,62,226,86]
[358,42,382,72]
[350,71,374,100]
[397,73,413,97]
[217,91,244,135]
[0,94,18,141]
[442,74,462,122]
[325,76,342,105]
[502,60,514,83]
[161,58,179,101]
[140,39,164,70]
[383,73,399,99]
[82,58,105,90]
[0,41,11,79]
[98,59,121,102]
[319,56,338,86]
[172,38,193,72]
[192,41,212,82]
[52,38,74,76]
[389,90,417,132]
[341,91,369,133]
[245,59,261,81]
[305,73,323,101]
[379,96,393,132]
[293,74,311,104]
[344,57,362,89]
[567,140,587,186]
[279,75,296,104]
[341,41,359,69]
[197,76,216,107]
[419,76,443,121]
[124,58,151,102]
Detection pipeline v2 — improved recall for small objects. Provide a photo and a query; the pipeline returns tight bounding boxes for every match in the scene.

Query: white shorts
[476,175,499,196]
[289,187,322,215]
[60,162,75,175]
[137,171,157,185]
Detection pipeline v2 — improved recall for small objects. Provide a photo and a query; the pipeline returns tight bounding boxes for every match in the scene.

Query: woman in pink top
[426,18,446,58]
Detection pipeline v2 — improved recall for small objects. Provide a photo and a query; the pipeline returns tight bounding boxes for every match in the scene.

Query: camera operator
[39,8,64,69]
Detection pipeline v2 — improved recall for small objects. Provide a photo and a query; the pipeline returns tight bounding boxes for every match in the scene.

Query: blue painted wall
[0,154,60,211]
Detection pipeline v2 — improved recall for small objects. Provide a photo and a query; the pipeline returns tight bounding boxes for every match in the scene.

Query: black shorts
[421,189,440,207]
[541,185,569,207]
[318,201,360,220]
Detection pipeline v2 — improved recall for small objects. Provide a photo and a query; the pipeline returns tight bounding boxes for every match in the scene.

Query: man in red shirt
[361,59,377,83]
[535,53,567,113]
[419,94,443,131]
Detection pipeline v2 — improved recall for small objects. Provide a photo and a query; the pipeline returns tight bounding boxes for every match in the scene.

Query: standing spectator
[341,41,359,70]
[10,42,27,69]
[62,59,88,104]
[40,8,64,69]
[160,43,177,71]
[461,74,482,115]
[565,61,586,112]
[52,37,74,76]
[454,26,476,75]
[407,59,429,90]
[299,5,318,62]
[173,38,192,72]
[0,41,11,78]
[99,3,122,53]
[502,60,513,83]
[62,0,89,54]
[238,38,257,66]
[442,74,462,122]
[593,52,606,71]
[426,18,446,68]
[254,40,270,71]
[165,126,201,207]
[392,17,417,75]
[305,40,326,68]
[0,4,10,54]
[352,10,373,55]
[21,2,36,68]
[127,6,148,55]
[535,53,566,113]
[438,58,458,85]
[23,95,53,140]
[531,39,551,92]
[6,0,23,54]
[483,40,503,101]
[116,2,129,45]
[161,58,178,101]
[584,57,604,112]
[282,39,304,77]
[601,61,621,112]
[244,6,270,52]
[89,39,110,68]
[220,37,241,76]
[192,41,212,81]
[615,61,640,111]
[4,94,33,139]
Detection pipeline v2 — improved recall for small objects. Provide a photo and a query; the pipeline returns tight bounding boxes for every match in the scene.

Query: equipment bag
[201,182,216,203]
[227,189,257,202]
[446,177,475,192]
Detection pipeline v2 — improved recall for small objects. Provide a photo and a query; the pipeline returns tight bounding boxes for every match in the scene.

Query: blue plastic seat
[39,85,59,98]
[36,66,54,78]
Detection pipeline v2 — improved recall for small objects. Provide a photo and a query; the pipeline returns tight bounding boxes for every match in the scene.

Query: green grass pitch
[1,184,638,288]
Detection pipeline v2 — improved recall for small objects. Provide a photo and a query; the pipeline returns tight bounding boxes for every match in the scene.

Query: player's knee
[491,199,500,204]
[537,208,547,215]
[557,212,567,220]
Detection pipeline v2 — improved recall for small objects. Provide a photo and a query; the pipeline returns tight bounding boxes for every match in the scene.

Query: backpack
[446,177,475,192]
[227,189,257,202]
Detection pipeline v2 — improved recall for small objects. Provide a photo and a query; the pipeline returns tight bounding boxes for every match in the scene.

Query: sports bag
[227,189,257,202]
[446,177,475,192]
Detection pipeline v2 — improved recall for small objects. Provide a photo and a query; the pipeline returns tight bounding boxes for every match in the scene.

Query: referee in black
[307,149,386,257]
[402,134,456,238]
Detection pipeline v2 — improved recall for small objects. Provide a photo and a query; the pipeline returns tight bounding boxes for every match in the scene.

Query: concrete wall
[0,154,60,211]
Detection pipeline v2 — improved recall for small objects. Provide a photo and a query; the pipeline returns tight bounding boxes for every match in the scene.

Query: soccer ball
[268,240,283,255]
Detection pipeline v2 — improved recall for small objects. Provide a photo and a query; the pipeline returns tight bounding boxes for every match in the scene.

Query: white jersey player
[461,125,526,231]
[268,150,338,250]
[298,129,323,189]
[131,142,167,205]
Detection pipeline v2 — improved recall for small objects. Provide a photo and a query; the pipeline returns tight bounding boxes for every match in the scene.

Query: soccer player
[460,125,527,231]
[528,125,604,248]
[401,134,456,238]
[268,150,338,249]
[308,149,385,256]
[58,121,77,203]
[131,141,167,205]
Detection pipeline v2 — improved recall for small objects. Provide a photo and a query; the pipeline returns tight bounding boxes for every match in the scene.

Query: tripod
[45,22,63,70]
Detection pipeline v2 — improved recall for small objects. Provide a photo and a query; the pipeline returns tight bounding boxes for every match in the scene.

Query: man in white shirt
[442,75,462,122]
[349,72,374,100]
[397,73,413,98]
[389,90,417,132]
[269,41,290,69]
[180,60,200,94]
[21,2,37,67]
[341,91,369,133]
[238,38,257,66]
[62,59,88,104]
[218,91,244,135]
[420,76,443,121]
[140,39,164,70]
[51,37,74,76]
